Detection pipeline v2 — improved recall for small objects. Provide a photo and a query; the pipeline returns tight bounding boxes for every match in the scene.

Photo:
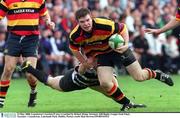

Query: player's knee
[100,81,113,91]
[47,77,54,86]
[26,73,33,78]
[3,67,14,77]
[26,73,37,82]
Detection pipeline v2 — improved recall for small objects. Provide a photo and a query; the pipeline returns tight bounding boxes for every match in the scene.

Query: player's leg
[96,51,131,107]
[47,76,63,91]
[97,67,131,110]
[0,33,22,108]
[96,51,147,111]
[22,35,40,107]
[89,76,119,96]
[90,75,146,111]
[122,49,173,86]
[25,57,38,107]
[0,56,19,108]
[21,60,66,91]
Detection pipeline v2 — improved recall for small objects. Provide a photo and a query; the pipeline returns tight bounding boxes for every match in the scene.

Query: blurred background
[0,0,179,78]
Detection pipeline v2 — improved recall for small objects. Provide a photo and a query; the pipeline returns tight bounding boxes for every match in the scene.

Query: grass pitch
[1,75,180,112]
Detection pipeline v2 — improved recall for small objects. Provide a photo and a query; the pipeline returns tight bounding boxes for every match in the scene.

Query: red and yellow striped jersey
[176,2,180,21]
[0,0,48,36]
[69,18,126,58]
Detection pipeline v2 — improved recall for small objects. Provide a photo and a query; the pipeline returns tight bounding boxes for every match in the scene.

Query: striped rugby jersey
[0,0,48,36]
[69,18,126,58]
[176,2,180,21]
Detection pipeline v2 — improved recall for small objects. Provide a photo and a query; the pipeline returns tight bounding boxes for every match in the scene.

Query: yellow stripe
[8,19,39,26]
[69,25,79,39]
[0,94,6,97]
[176,17,180,21]
[0,16,3,19]
[1,1,8,8]
[94,18,115,33]
[83,35,109,43]
[9,2,41,10]
[40,10,48,16]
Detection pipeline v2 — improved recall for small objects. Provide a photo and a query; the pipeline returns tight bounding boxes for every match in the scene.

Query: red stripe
[0,92,6,95]
[116,93,124,100]
[107,83,117,95]
[144,68,152,80]
[39,7,47,16]
[7,13,39,20]
[0,80,10,85]
[0,10,6,17]
[11,31,39,36]
[6,0,43,6]
[75,37,85,43]
[93,30,111,35]
[152,70,156,78]
[176,13,180,19]
[69,44,79,51]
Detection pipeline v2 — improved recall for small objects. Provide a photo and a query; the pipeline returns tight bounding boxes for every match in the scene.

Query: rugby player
[20,61,146,111]
[69,8,173,108]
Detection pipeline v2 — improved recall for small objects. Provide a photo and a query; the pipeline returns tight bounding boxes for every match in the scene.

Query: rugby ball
[108,34,125,49]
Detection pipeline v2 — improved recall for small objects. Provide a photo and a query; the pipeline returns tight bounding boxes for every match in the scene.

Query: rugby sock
[144,68,157,80]
[0,80,10,108]
[27,79,37,94]
[26,65,48,84]
[107,83,130,105]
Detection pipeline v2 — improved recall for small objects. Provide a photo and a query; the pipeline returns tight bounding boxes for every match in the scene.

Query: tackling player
[20,61,146,111]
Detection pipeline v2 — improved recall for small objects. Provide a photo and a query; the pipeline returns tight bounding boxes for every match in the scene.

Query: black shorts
[59,68,100,92]
[4,33,39,57]
[59,69,86,92]
[97,48,136,67]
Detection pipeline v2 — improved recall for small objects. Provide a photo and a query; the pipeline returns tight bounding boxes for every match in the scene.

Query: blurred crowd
[0,0,180,77]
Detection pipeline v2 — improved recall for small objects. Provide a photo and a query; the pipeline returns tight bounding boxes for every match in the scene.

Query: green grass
[1,75,180,112]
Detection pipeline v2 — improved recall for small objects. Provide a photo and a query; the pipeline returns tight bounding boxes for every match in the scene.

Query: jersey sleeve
[114,22,128,35]
[69,26,81,51]
[69,38,80,51]
[39,0,48,16]
[176,3,180,21]
[0,0,8,20]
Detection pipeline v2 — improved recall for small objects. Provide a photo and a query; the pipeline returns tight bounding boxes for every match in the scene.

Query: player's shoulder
[69,25,81,40]
[93,17,114,25]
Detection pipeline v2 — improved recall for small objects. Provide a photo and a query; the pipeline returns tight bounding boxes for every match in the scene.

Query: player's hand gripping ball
[108,34,125,49]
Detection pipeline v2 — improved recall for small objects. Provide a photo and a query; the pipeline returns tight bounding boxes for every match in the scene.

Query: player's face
[78,14,93,32]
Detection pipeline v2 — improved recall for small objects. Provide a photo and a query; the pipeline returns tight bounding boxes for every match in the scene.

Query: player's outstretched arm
[144,18,180,35]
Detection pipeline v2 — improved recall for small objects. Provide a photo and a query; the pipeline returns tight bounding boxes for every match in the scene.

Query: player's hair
[75,8,91,20]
